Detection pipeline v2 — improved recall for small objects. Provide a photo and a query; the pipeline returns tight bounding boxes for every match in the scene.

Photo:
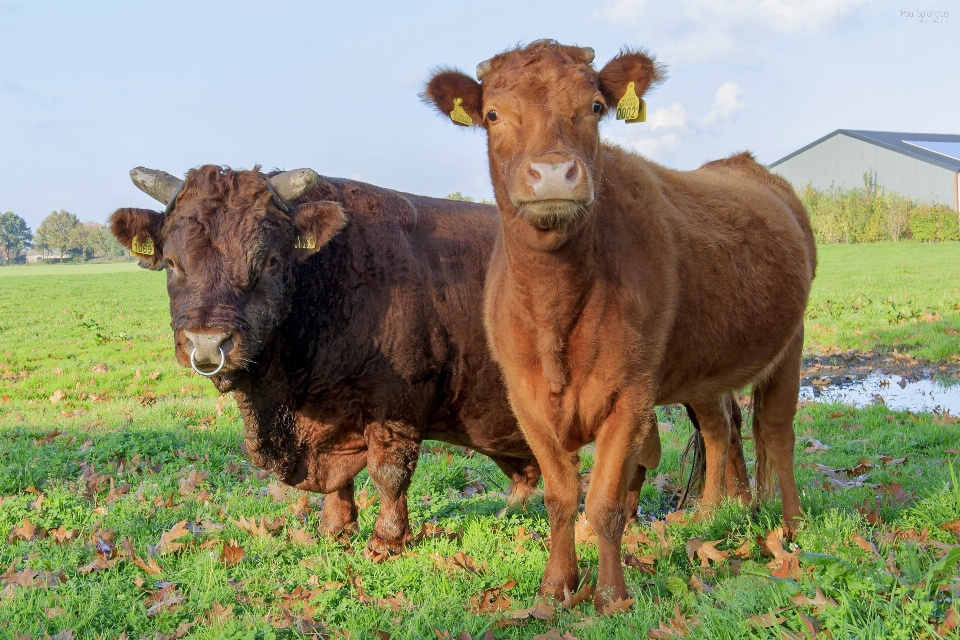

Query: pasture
[1,241,959,639]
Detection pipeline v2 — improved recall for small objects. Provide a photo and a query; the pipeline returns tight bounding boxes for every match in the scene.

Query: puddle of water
[800,373,960,414]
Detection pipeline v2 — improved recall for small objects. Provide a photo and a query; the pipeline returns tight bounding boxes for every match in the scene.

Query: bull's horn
[268,168,319,203]
[476,59,492,81]
[580,47,595,63]
[129,167,184,207]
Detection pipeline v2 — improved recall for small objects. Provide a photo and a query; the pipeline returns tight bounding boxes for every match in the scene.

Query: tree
[89,223,124,258]
[0,212,32,264]
[36,210,80,263]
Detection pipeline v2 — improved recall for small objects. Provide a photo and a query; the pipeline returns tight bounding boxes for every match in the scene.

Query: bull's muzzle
[190,347,225,376]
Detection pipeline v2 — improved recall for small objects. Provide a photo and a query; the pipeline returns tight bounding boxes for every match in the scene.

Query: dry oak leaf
[230,514,282,538]
[220,539,245,567]
[940,520,960,539]
[356,487,378,510]
[505,599,555,621]
[151,520,191,555]
[938,605,959,636]
[267,480,290,502]
[178,470,208,495]
[561,582,595,609]
[378,589,415,611]
[790,587,837,613]
[10,518,40,542]
[468,579,516,614]
[121,539,162,575]
[602,597,634,616]
[144,582,185,617]
[290,493,313,518]
[205,602,235,626]
[685,538,730,568]
[647,605,699,638]
[804,438,829,454]
[623,552,657,574]
[746,611,787,628]
[574,512,596,545]
[77,554,121,575]
[288,527,317,545]
[763,529,802,579]
[850,533,881,558]
[2,562,66,588]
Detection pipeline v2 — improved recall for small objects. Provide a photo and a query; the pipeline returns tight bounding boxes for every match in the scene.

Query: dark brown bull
[109,165,545,556]
[424,41,816,610]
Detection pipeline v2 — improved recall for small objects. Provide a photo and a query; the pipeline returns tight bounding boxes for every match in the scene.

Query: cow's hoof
[363,532,410,562]
[538,574,578,604]
[320,520,358,543]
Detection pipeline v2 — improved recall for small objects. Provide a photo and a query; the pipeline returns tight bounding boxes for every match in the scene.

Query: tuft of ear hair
[108,207,165,270]
[290,201,348,260]
[420,67,483,127]
[597,48,667,115]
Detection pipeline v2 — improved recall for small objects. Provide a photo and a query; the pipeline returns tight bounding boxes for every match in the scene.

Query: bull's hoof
[363,532,411,562]
[538,573,578,603]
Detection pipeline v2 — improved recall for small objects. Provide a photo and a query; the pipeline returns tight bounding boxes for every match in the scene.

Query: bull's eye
[486,110,499,122]
[266,256,280,269]
[592,101,603,114]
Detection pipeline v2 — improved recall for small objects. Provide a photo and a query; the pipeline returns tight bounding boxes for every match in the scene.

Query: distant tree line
[0,210,127,265]
[801,173,960,244]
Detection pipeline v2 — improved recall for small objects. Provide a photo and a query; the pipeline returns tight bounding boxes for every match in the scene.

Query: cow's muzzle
[182,330,234,376]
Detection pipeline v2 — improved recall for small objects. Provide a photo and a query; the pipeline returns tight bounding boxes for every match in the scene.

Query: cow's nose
[523,159,583,197]
[183,330,232,371]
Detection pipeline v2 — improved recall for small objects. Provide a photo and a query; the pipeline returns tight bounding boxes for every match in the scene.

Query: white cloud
[593,0,868,62]
[605,82,744,160]
[697,82,745,128]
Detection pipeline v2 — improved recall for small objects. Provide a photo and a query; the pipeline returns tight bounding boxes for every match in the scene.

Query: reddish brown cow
[424,41,816,609]
[109,165,544,556]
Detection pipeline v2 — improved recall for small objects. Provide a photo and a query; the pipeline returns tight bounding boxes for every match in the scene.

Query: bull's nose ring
[190,347,225,376]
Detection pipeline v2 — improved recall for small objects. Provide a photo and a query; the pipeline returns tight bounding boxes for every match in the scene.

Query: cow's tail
[677,403,705,508]
[751,384,775,502]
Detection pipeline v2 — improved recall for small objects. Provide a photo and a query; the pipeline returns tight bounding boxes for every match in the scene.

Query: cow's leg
[724,394,751,501]
[489,455,541,506]
[687,396,733,509]
[586,391,660,612]
[512,405,580,601]
[753,327,804,534]
[319,479,359,538]
[363,422,420,557]
[623,464,646,524]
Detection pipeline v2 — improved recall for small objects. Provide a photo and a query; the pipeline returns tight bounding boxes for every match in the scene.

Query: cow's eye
[592,101,603,114]
[486,110,499,122]
[266,256,280,269]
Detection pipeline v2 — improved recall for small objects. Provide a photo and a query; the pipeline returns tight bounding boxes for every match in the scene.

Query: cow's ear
[598,49,666,114]
[109,208,165,270]
[421,68,483,127]
[290,201,347,260]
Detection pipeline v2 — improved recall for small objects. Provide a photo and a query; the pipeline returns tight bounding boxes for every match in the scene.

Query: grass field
[1,242,959,639]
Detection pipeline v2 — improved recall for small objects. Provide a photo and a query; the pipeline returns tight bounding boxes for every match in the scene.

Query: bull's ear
[421,68,483,127]
[598,49,666,114]
[290,201,347,260]
[109,208,165,270]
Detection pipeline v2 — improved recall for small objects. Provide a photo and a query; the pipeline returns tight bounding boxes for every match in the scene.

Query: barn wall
[771,133,959,210]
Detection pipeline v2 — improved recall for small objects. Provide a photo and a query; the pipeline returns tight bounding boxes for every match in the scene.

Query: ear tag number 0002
[616,82,646,123]
[294,236,316,250]
[131,235,154,256]
[449,97,474,126]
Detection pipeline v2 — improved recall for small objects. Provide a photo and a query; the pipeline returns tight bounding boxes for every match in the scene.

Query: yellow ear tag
[294,236,316,250]
[131,235,154,256]
[616,82,644,122]
[449,97,474,126]
[627,98,646,123]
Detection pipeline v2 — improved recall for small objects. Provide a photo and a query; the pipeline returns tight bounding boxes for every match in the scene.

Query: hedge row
[798,177,959,244]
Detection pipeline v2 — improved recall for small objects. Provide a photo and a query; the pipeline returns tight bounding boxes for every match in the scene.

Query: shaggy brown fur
[110,165,548,556]
[424,41,816,610]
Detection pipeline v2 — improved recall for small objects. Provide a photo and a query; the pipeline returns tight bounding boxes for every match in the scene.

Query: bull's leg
[753,327,804,534]
[511,405,581,602]
[489,455,542,506]
[623,464,647,524]
[319,479,359,538]
[586,390,660,613]
[724,394,751,501]
[688,396,733,508]
[363,422,421,558]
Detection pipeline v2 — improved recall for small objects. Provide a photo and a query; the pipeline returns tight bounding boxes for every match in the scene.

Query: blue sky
[1,0,957,230]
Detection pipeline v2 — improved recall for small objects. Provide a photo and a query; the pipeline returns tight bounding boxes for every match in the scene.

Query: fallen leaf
[879,455,908,467]
[685,538,730,568]
[288,527,316,545]
[356,488,378,510]
[144,582,184,616]
[379,589,414,611]
[220,539,245,567]
[152,520,191,555]
[747,611,786,628]
[574,512,596,545]
[763,529,801,579]
[267,480,290,502]
[469,580,516,613]
[938,605,959,635]
[49,389,64,404]
[850,534,880,558]
[10,518,40,542]
[178,470,208,495]
[505,599,555,621]
[562,582,595,609]
[648,605,699,638]
[121,539,162,575]
[790,587,837,612]
[205,602,234,626]
[532,630,580,640]
[804,438,829,454]
[230,514,282,538]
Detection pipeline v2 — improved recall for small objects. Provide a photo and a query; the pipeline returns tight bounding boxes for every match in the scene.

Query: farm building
[769,130,960,211]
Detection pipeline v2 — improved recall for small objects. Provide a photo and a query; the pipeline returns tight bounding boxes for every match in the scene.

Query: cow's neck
[498,205,602,394]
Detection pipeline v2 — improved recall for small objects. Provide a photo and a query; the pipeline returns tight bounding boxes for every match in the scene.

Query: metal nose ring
[190,347,225,376]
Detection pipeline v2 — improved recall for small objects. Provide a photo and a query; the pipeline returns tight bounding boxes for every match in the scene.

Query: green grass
[805,241,960,361]
[0,262,140,277]
[1,246,959,639]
